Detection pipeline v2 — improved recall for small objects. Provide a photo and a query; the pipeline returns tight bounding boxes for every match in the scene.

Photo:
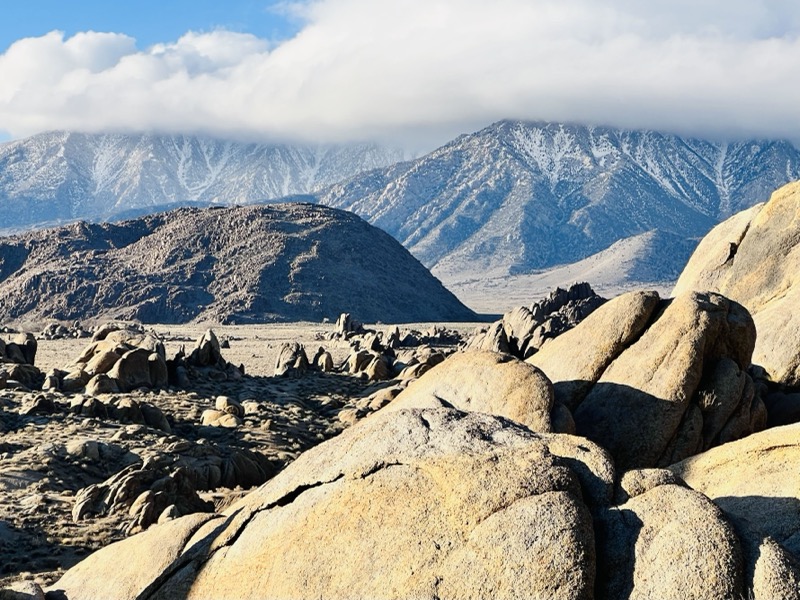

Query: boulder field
[38,286,800,599]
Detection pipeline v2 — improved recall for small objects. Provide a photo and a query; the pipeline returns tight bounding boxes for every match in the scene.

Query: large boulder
[48,406,784,600]
[389,350,572,433]
[597,481,744,600]
[673,180,800,387]
[528,290,765,470]
[53,408,610,600]
[670,423,800,599]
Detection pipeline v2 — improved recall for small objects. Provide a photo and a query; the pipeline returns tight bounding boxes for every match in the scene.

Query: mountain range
[2,122,799,309]
[316,121,800,287]
[0,131,406,233]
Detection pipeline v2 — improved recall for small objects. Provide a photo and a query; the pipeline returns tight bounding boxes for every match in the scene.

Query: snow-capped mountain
[317,120,800,287]
[0,131,407,231]
[2,122,799,308]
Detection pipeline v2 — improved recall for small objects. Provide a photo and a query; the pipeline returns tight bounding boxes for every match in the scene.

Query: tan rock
[107,348,152,392]
[84,350,120,376]
[670,423,800,560]
[388,350,566,433]
[53,513,218,600]
[530,290,762,470]
[85,373,120,396]
[215,396,243,417]
[670,423,800,599]
[52,408,608,600]
[201,409,242,428]
[527,290,661,410]
[148,353,168,387]
[597,483,744,600]
[364,355,391,381]
[673,181,800,386]
[61,369,91,393]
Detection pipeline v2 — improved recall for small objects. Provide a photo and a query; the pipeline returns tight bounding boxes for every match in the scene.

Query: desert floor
[1,319,481,588]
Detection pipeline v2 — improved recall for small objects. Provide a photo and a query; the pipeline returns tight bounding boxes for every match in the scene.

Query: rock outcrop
[52,408,605,600]
[0,203,476,324]
[673,180,800,387]
[528,290,765,469]
[466,282,605,359]
[50,326,168,394]
[49,405,785,600]
[670,423,800,599]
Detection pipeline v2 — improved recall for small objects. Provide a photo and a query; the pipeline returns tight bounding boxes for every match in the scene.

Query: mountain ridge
[2,122,799,300]
[317,120,800,283]
[0,131,407,231]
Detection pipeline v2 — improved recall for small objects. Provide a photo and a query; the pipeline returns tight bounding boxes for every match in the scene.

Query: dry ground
[1,320,481,589]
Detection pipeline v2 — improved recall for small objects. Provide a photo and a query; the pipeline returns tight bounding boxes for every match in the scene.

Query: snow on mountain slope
[0,132,407,230]
[317,121,800,284]
[2,122,798,307]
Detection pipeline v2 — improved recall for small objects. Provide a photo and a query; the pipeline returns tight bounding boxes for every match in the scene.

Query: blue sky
[1,1,800,147]
[0,1,300,51]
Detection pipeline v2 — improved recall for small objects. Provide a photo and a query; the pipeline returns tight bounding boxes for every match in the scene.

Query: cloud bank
[2,0,800,148]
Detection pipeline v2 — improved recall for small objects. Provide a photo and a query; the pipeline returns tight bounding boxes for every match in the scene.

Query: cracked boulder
[673,180,800,387]
[388,350,573,433]
[52,408,611,600]
[528,290,765,470]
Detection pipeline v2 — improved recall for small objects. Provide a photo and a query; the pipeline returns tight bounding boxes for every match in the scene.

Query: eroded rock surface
[52,408,608,600]
[388,350,571,433]
[528,290,765,469]
[670,423,800,599]
[674,180,800,387]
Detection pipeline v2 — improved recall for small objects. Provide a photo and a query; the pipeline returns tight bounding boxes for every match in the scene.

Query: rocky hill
[317,120,800,287]
[0,202,475,324]
[3,122,798,299]
[0,131,406,232]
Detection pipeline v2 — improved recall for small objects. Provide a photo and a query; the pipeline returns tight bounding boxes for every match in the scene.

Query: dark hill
[0,202,476,324]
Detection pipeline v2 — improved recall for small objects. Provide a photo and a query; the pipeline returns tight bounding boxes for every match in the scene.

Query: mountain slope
[0,132,406,231]
[0,202,475,324]
[317,121,800,282]
[446,229,697,313]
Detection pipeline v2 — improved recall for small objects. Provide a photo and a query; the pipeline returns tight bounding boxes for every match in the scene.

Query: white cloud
[1,0,800,148]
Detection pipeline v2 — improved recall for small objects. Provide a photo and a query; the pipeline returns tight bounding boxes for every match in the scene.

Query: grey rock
[0,204,475,324]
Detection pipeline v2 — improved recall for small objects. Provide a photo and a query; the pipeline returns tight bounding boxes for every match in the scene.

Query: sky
[1,0,800,149]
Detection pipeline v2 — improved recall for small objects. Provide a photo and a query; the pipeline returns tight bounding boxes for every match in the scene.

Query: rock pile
[278,314,464,393]
[44,324,168,394]
[528,290,765,469]
[466,282,605,358]
[39,322,91,340]
[0,323,374,588]
[0,333,42,391]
